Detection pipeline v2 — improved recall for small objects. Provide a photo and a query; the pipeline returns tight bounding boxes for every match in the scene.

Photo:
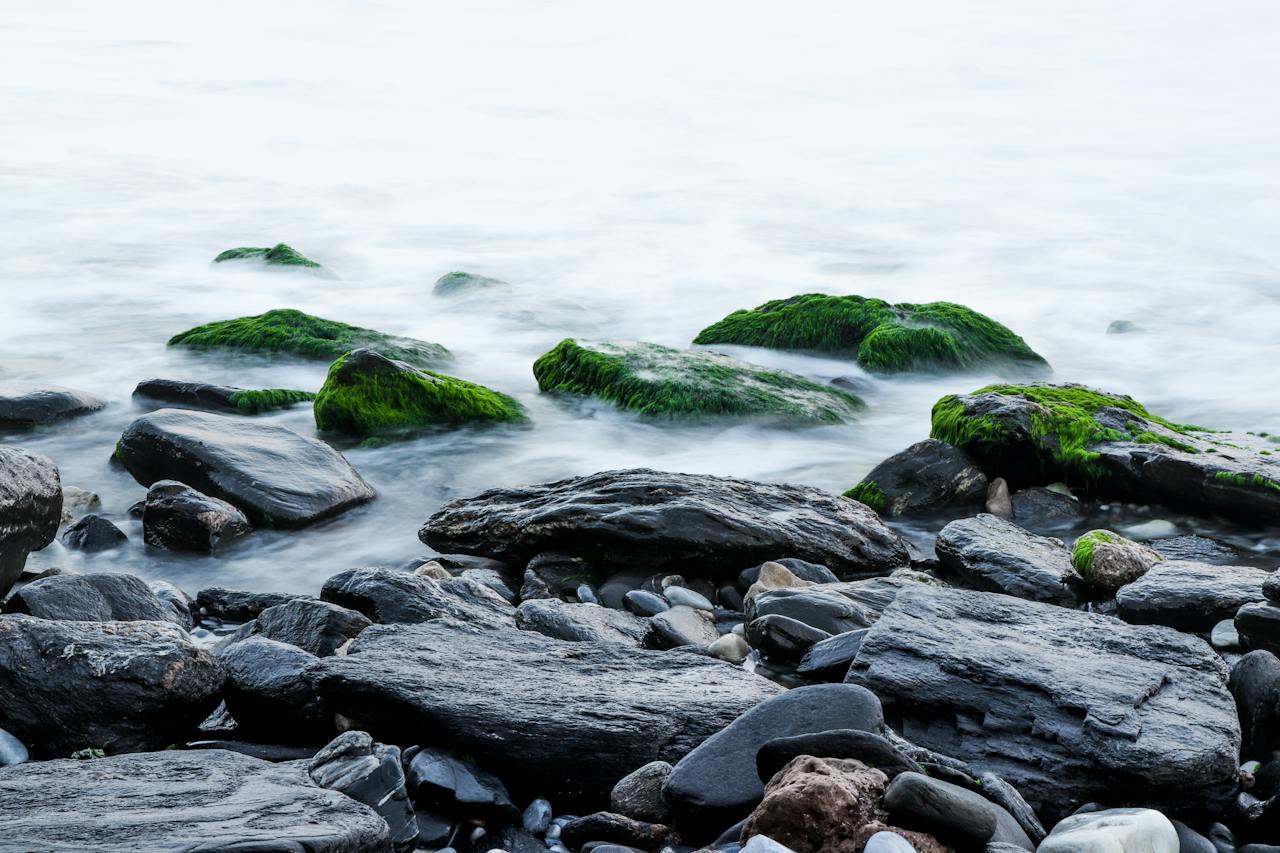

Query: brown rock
[745,562,814,609]
[740,756,888,853]
[851,822,951,853]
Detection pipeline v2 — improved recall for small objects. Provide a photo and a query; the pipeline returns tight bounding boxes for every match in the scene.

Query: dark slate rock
[739,559,839,590]
[625,590,670,617]
[1237,603,1280,656]
[142,479,253,553]
[516,598,648,646]
[664,683,884,832]
[491,824,545,853]
[305,619,783,807]
[883,771,998,844]
[1010,487,1087,530]
[5,572,178,625]
[934,514,1076,606]
[403,746,518,821]
[60,513,126,551]
[0,615,224,757]
[197,586,305,622]
[1115,561,1269,631]
[0,748,390,852]
[257,598,372,656]
[611,761,673,824]
[647,605,718,649]
[756,729,916,784]
[184,739,319,762]
[851,439,987,517]
[1150,535,1241,565]
[321,567,513,627]
[459,567,517,603]
[117,408,375,528]
[150,580,195,630]
[133,378,313,414]
[309,731,418,851]
[415,811,455,848]
[1266,572,1280,604]
[745,615,830,661]
[1173,821,1218,853]
[0,445,61,597]
[977,773,1046,845]
[845,586,1241,823]
[561,812,671,851]
[0,385,104,429]
[220,637,329,741]
[1230,651,1280,760]
[421,469,910,579]
[796,629,868,678]
[747,587,872,635]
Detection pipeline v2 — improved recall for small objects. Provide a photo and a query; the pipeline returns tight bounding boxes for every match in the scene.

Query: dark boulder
[196,586,306,623]
[746,614,831,661]
[309,731,419,851]
[747,587,872,635]
[321,567,513,627]
[1237,603,1280,656]
[421,468,910,579]
[1010,487,1087,530]
[403,746,517,822]
[0,385,103,429]
[5,572,180,625]
[256,598,372,656]
[515,598,648,645]
[220,637,329,741]
[60,513,126,551]
[883,771,1032,849]
[142,479,253,553]
[0,445,61,597]
[611,761,673,823]
[843,439,987,517]
[796,629,869,678]
[560,812,672,851]
[1230,651,1280,760]
[1149,534,1240,565]
[934,514,1076,606]
[117,408,375,528]
[1115,561,1269,631]
[133,378,314,414]
[149,581,195,630]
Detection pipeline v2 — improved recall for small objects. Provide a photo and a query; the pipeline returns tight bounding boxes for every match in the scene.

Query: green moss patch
[533,338,865,423]
[168,308,451,368]
[693,294,1047,374]
[226,388,317,414]
[314,348,526,436]
[1071,530,1120,579]
[843,481,888,513]
[434,271,508,295]
[214,243,323,269]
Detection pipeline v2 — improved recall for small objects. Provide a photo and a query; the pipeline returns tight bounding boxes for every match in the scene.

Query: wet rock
[516,598,648,645]
[611,761,673,823]
[0,748,390,850]
[60,513,126,551]
[740,559,838,590]
[743,561,814,609]
[1107,319,1139,334]
[624,589,670,616]
[647,605,718,649]
[306,619,783,807]
[142,479,253,553]
[1173,821,1217,853]
[0,384,104,429]
[58,485,101,523]
[796,629,868,678]
[254,598,372,657]
[524,797,554,834]
[197,586,305,622]
[220,637,329,741]
[1212,619,1242,651]
[978,772,1046,845]
[1230,651,1280,760]
[666,586,714,610]
[309,731,419,851]
[884,771,1032,849]
[1149,535,1240,565]
[934,514,1075,606]
[0,727,28,767]
[740,756,888,853]
[1115,561,1269,631]
[1266,572,1280,604]
[748,586,872,635]
[756,729,916,784]
[844,439,987,518]
[561,812,672,851]
[1071,530,1163,593]
[133,378,314,414]
[746,615,830,661]
[421,469,910,579]
[1236,603,1280,656]
[708,633,751,663]
[0,445,61,597]
[1038,808,1178,853]
[149,581,195,630]
[117,408,375,528]
[1010,486,1086,530]
[0,615,224,757]
[845,586,1241,822]
[321,566,513,627]
[403,746,518,822]
[5,572,179,625]
[434,270,508,295]
[862,831,917,853]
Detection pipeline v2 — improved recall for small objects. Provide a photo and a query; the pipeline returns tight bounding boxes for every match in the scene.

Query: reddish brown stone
[741,756,889,853]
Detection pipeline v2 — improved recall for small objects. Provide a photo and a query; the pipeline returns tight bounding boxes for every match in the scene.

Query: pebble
[708,633,750,663]
[546,824,561,840]
[741,836,798,853]
[1211,619,1242,651]
[0,727,29,767]
[863,831,916,853]
[664,586,713,611]
[523,798,553,834]
[624,590,669,617]
[576,584,598,605]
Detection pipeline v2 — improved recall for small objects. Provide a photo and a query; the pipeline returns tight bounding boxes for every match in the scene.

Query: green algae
[1214,471,1280,494]
[226,388,317,414]
[214,243,323,269]
[532,338,865,423]
[843,480,888,513]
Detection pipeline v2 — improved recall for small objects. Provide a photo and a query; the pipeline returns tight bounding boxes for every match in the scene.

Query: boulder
[308,731,419,851]
[60,513,126,551]
[142,479,253,553]
[1145,534,1239,565]
[220,637,329,741]
[1071,530,1163,592]
[845,586,1241,822]
[746,614,830,660]
[739,756,888,853]
[0,615,224,757]
[1236,603,1280,656]
[0,445,61,597]
[213,242,326,269]
[934,514,1075,606]
[0,384,104,428]
[117,409,375,528]
[0,748,390,851]
[748,587,873,635]
[883,771,1032,849]
[611,761,674,823]
[403,746,517,822]
[843,439,987,517]
[255,598,372,657]
[59,485,100,523]
[5,572,180,625]
[196,586,305,622]
[1037,808,1178,853]
[1230,651,1280,760]
[515,598,648,645]
[421,468,910,579]
[320,567,513,627]
[305,619,783,807]
[796,629,869,678]
[133,378,315,414]
[1010,486,1087,530]
[1115,561,1269,631]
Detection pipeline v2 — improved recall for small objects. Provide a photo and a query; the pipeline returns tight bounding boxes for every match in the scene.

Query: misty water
[4,1,1278,592]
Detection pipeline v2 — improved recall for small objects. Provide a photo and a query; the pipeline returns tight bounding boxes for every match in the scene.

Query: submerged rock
[213,242,326,270]
[0,445,61,597]
[60,513,126,551]
[934,514,1075,606]
[533,338,865,424]
[843,439,987,517]
[168,307,451,368]
[433,270,508,295]
[421,468,909,579]
[133,378,315,414]
[0,384,104,429]
[142,479,253,553]
[693,293,1047,374]
[313,348,525,436]
[117,408,375,528]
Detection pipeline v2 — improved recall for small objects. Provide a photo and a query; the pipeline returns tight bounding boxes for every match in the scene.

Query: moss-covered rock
[168,309,451,368]
[532,339,864,424]
[133,379,315,415]
[313,348,525,436]
[1071,529,1163,592]
[433,271,508,296]
[213,243,324,270]
[693,294,1047,374]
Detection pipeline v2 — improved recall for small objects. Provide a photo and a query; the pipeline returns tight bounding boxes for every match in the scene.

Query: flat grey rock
[934,514,1076,606]
[515,597,648,645]
[1116,560,1270,631]
[0,384,104,429]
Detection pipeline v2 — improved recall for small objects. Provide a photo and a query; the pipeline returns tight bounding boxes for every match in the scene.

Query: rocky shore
[1,272,1278,853]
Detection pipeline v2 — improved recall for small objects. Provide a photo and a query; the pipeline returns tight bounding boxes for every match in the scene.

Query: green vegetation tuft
[1214,471,1280,494]
[313,349,526,436]
[532,338,865,423]
[692,294,1047,374]
[168,308,451,367]
[843,480,888,513]
[1072,530,1121,579]
[214,243,322,268]
[226,388,317,414]
[70,748,106,760]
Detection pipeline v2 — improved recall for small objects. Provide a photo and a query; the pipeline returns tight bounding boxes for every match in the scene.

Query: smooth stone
[666,586,714,611]
[516,598,648,646]
[743,561,813,609]
[308,731,418,851]
[0,445,61,597]
[625,590,670,616]
[1229,651,1280,759]
[150,580,196,630]
[0,384,104,428]
[756,729,916,784]
[647,605,719,649]
[1037,808,1178,853]
[1212,619,1243,650]
[60,513,127,552]
[1172,821,1217,853]
[611,761,673,824]
[254,598,372,657]
[1115,561,1269,632]
[986,477,1014,517]
[524,798,553,834]
[321,566,513,627]
[883,771,1014,847]
[739,559,838,590]
[934,514,1075,606]
[5,572,180,625]
[142,479,253,553]
[0,727,28,767]
[219,637,328,741]
[745,614,830,661]
[863,831,917,853]
[748,587,871,635]
[709,633,751,663]
[741,836,798,853]
[795,629,868,677]
[576,584,599,605]
[1120,519,1180,540]
[1236,603,1280,656]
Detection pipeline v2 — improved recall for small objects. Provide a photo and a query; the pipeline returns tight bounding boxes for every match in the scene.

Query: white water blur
[2,0,1278,591]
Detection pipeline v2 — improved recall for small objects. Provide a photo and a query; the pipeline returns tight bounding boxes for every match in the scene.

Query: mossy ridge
[693,293,1046,374]
[1071,530,1121,579]
[226,388,317,414]
[843,481,888,513]
[532,338,865,423]
[168,308,452,368]
[1214,471,1280,494]
[214,243,322,268]
[313,349,526,436]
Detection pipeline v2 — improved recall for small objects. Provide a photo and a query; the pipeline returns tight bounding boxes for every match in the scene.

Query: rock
[977,773,1046,845]
[740,756,888,853]
[1266,573,1280,604]
[1172,821,1217,853]
[796,629,868,677]
[0,384,104,428]
[1038,808,1178,853]
[1119,519,1181,540]
[625,590,670,616]
[692,294,1047,374]
[740,559,839,590]
[843,439,987,517]
[147,581,195,630]
[1107,319,1140,334]
[743,561,814,608]
[142,479,254,552]
[516,598,648,645]
[255,598,372,656]
[1229,651,1280,759]
[220,637,329,740]
[741,836,800,853]
[117,408,375,528]
[0,445,61,597]
[213,242,326,269]
[1147,535,1239,565]
[561,812,671,850]
[5,572,179,625]
[0,727,28,767]
[305,619,783,806]
[930,383,1280,524]
[709,633,751,663]
[313,348,526,436]
[321,567,513,627]
[1212,619,1242,651]
[756,729,916,784]
[986,477,1014,517]
[664,683,883,831]
[863,832,917,853]
[434,270,508,295]
[1115,561,1269,631]
[59,513,126,551]
[0,615,224,757]
[746,615,830,660]
[533,339,866,424]
[196,586,305,622]
[403,746,518,822]
[1236,603,1280,656]
[0,748,390,850]
[666,586,714,610]
[309,731,419,851]
[58,485,100,523]
[934,514,1075,606]
[133,378,315,414]
[883,771,1033,848]
[748,587,872,635]
[648,605,719,649]
[524,797,553,834]
[611,761,673,823]
[845,586,1241,822]
[421,469,909,579]
[1010,486,1086,530]
[1071,530,1163,592]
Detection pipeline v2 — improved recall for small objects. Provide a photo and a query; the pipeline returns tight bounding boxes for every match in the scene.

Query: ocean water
[3,0,1278,592]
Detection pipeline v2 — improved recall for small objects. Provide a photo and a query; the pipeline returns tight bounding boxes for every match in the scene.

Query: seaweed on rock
[213,243,323,269]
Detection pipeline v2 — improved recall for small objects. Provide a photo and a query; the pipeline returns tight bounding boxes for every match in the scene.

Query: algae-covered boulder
[693,294,1047,374]
[533,339,864,424]
[168,308,451,367]
[930,383,1280,523]
[433,271,508,295]
[1070,529,1163,592]
[313,348,526,436]
[133,379,315,414]
[213,242,326,271]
